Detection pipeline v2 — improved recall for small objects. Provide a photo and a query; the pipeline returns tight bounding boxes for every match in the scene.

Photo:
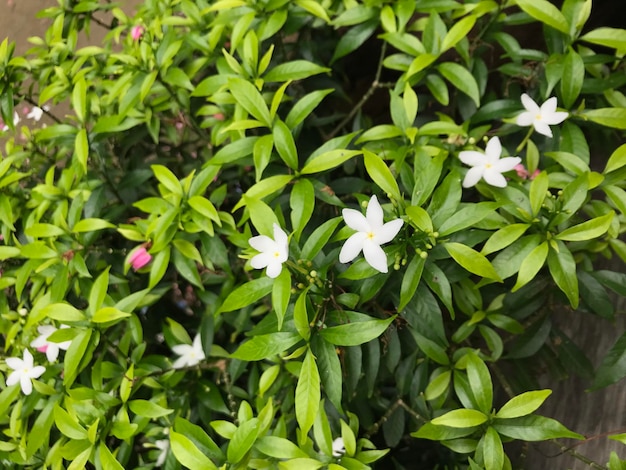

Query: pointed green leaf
[445,243,502,282]
[431,409,488,428]
[496,390,552,419]
[512,241,548,292]
[295,349,321,437]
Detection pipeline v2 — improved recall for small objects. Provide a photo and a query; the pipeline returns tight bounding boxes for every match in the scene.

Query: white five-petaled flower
[459,137,521,188]
[5,349,46,395]
[339,195,403,273]
[172,334,205,369]
[249,223,289,279]
[30,324,72,362]
[332,437,346,457]
[516,94,568,138]
[154,438,170,467]
[26,105,48,122]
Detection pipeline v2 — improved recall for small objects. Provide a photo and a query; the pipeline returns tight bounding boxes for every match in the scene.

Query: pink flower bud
[129,247,152,271]
[37,345,49,353]
[131,25,144,41]
[530,169,540,180]
[213,113,225,121]
[514,163,529,179]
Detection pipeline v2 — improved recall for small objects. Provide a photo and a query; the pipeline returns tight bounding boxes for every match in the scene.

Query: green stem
[516,126,534,153]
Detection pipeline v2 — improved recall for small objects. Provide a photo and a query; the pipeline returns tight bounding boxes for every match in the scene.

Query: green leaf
[231,332,301,361]
[331,19,378,63]
[264,60,330,82]
[582,108,626,130]
[363,150,401,201]
[444,243,502,282]
[152,164,182,195]
[512,241,549,292]
[54,404,88,439]
[74,128,89,172]
[72,218,115,233]
[516,0,570,34]
[604,144,626,174]
[580,27,626,53]
[229,78,271,127]
[255,436,309,459]
[41,303,85,322]
[547,241,579,308]
[465,352,493,414]
[72,77,87,123]
[555,211,614,241]
[188,196,220,224]
[128,400,173,418]
[431,409,488,428]
[295,0,330,22]
[590,331,626,390]
[481,224,530,256]
[294,290,311,341]
[425,369,452,401]
[561,48,584,109]
[438,202,499,236]
[529,171,549,217]
[245,196,280,238]
[295,349,321,437]
[493,415,583,441]
[413,331,449,365]
[285,89,334,129]
[320,315,395,346]
[170,430,218,470]
[290,178,315,242]
[301,150,361,174]
[272,269,291,330]
[63,329,94,387]
[301,217,342,259]
[311,337,342,411]
[437,62,480,106]
[273,119,298,169]
[91,307,130,324]
[399,255,426,310]
[98,443,124,470]
[219,277,274,313]
[412,422,478,441]
[441,15,476,52]
[482,427,504,470]
[496,390,552,419]
[406,206,433,233]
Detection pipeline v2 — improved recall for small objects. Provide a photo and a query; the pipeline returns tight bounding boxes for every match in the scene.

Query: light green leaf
[72,218,115,233]
[529,171,549,217]
[582,108,626,130]
[465,352,493,414]
[604,144,626,174]
[441,15,476,52]
[439,202,499,236]
[255,436,309,459]
[555,211,614,241]
[273,119,298,169]
[129,399,173,418]
[98,443,124,470]
[496,390,552,419]
[437,62,480,106]
[92,307,130,324]
[512,241,549,292]
[285,89,333,129]
[54,404,88,440]
[444,243,502,282]
[431,409,488,428]
[493,415,583,441]
[547,241,579,308]
[516,0,570,34]
[320,315,395,346]
[170,430,218,470]
[272,269,291,330]
[481,224,530,256]
[152,164,182,195]
[363,150,401,201]
[264,60,330,82]
[229,78,271,127]
[231,332,301,361]
[219,277,274,313]
[42,303,85,322]
[301,150,361,174]
[580,27,626,52]
[399,255,426,310]
[482,427,504,470]
[561,48,584,109]
[295,349,321,437]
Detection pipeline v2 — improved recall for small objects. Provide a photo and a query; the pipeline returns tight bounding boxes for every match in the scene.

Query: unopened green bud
[402,258,407,266]
[297,283,305,289]
[426,243,433,249]
[468,137,476,145]
[394,263,400,270]
[420,251,428,259]
[310,270,317,278]
[432,232,439,238]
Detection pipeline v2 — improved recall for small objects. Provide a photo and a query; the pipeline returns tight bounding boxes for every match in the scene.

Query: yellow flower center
[535,113,542,120]
[273,251,281,258]
[367,232,375,240]
[485,163,492,169]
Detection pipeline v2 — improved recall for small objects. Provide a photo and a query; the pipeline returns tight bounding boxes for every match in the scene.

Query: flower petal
[5,357,23,370]
[265,260,283,278]
[363,240,388,273]
[46,345,59,362]
[365,195,384,230]
[172,356,188,369]
[339,232,367,263]
[463,166,484,188]
[485,137,502,159]
[459,150,486,167]
[272,224,288,251]
[21,375,33,395]
[23,349,34,368]
[483,169,508,187]
[544,111,568,125]
[192,335,204,356]
[533,120,553,137]
[521,93,539,113]
[6,371,20,386]
[172,344,192,356]
[540,96,558,114]
[377,219,403,245]
[342,208,370,233]
[250,252,273,269]
[493,157,522,173]
[249,235,275,252]
[516,111,535,127]
[30,366,46,379]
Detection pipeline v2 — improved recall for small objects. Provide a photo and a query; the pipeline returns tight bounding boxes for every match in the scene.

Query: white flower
[516,94,568,138]
[249,223,289,279]
[332,437,346,457]
[30,324,72,362]
[171,334,205,369]
[26,106,48,122]
[1,111,20,131]
[5,349,46,395]
[154,438,169,467]
[459,137,521,188]
[339,195,403,273]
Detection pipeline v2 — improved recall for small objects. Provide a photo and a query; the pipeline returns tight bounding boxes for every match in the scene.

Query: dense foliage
[1,0,626,468]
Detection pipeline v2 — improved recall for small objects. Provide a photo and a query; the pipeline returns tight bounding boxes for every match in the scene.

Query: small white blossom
[249,223,289,279]
[154,438,169,466]
[172,334,205,369]
[5,349,46,395]
[30,324,72,362]
[1,111,20,131]
[459,137,521,188]
[516,94,568,138]
[26,105,48,122]
[332,437,346,457]
[339,195,403,273]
